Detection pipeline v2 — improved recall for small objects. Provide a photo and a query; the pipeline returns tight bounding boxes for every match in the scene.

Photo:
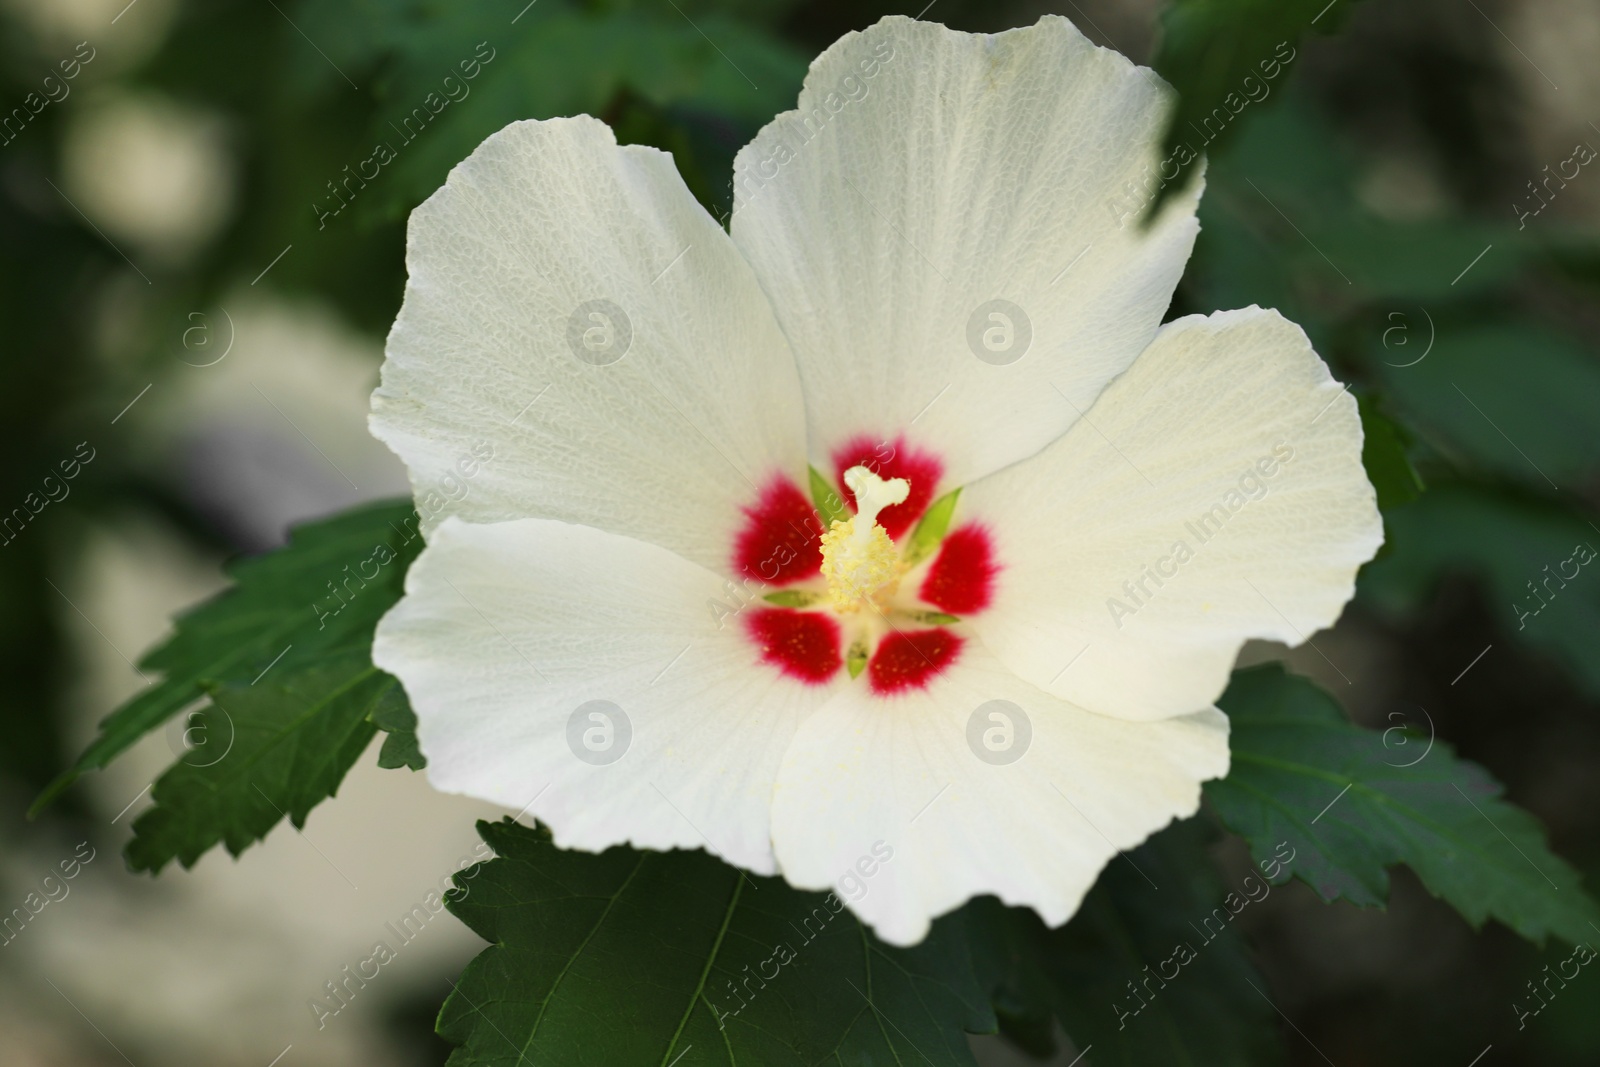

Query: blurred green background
[3,0,1598,1063]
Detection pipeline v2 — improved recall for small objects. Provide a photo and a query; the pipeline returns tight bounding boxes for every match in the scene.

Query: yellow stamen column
[819,465,910,613]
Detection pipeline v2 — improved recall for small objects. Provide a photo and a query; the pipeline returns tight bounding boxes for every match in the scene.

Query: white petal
[961,307,1383,721]
[372,117,808,573]
[770,639,1228,946]
[730,15,1200,487]
[373,517,838,875]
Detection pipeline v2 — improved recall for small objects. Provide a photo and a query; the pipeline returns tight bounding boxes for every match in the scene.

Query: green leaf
[34,500,424,817]
[126,0,807,333]
[1191,99,1536,326]
[1148,0,1359,218]
[127,663,389,871]
[971,818,1283,1066]
[1372,322,1600,490]
[1359,486,1600,698]
[1359,394,1424,513]
[904,488,961,567]
[439,819,995,1065]
[1209,665,1600,944]
[1318,217,1531,301]
[371,679,426,771]
[809,464,847,528]
[297,2,809,221]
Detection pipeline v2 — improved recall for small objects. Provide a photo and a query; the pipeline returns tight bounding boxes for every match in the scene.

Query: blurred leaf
[1186,99,1352,337]
[1208,665,1600,945]
[35,500,423,816]
[440,819,995,1065]
[1360,394,1424,512]
[126,663,389,871]
[127,0,806,332]
[296,1,808,222]
[1190,99,1539,331]
[1317,218,1528,301]
[1150,0,1360,217]
[1360,486,1600,697]
[970,819,1282,1066]
[1371,323,1600,491]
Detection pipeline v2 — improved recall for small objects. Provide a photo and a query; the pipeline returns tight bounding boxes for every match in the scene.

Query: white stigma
[842,466,909,542]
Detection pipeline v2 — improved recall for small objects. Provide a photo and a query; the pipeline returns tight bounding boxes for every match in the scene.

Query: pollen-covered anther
[819,465,909,612]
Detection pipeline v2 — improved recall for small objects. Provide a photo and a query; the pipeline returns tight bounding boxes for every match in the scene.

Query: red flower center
[729,436,999,694]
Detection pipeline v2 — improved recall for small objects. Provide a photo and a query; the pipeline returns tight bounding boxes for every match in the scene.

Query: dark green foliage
[440,819,995,1066]
[1362,489,1600,698]
[37,501,426,869]
[973,819,1284,1066]
[1372,324,1600,491]
[11,1,1600,1062]
[127,665,393,871]
[1210,666,1600,944]
[371,678,427,771]
[1149,0,1364,216]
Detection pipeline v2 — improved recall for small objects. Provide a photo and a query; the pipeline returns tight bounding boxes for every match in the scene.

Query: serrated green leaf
[127,662,389,871]
[1209,665,1600,945]
[1359,486,1600,698]
[904,488,960,566]
[34,500,424,816]
[371,679,426,771]
[439,819,994,1066]
[809,464,848,529]
[970,818,1283,1067]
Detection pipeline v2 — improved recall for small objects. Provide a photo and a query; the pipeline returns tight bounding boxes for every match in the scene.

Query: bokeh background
[3,0,1598,1063]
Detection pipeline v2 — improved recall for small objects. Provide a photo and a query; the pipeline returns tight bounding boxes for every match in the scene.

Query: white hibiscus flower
[370,14,1381,947]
